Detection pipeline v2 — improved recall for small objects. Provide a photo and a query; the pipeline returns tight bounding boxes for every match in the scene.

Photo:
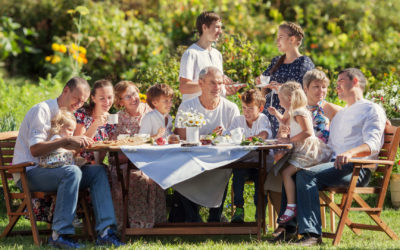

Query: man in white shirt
[172,66,240,222]
[13,77,123,248]
[273,68,386,246]
[179,11,243,102]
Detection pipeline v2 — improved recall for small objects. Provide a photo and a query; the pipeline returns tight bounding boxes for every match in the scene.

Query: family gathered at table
[11,10,387,248]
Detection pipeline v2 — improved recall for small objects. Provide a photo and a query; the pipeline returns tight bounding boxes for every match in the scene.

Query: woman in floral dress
[303,69,342,143]
[110,80,166,230]
[74,79,115,163]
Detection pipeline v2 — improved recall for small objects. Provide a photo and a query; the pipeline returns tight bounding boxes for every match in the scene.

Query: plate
[255,82,269,88]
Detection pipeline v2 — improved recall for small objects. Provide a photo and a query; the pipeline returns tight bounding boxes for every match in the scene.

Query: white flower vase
[186,126,200,143]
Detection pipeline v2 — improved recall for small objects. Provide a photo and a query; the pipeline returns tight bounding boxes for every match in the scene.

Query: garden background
[1,0,400,248]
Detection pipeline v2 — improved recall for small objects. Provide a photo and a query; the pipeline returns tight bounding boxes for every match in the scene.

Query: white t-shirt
[179,43,225,101]
[139,109,173,138]
[12,99,60,181]
[227,113,273,139]
[176,97,240,135]
[329,99,386,160]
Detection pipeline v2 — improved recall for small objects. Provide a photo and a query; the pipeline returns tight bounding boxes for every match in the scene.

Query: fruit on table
[156,137,166,145]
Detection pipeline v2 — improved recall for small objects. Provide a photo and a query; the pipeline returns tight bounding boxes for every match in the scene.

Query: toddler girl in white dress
[268,81,332,224]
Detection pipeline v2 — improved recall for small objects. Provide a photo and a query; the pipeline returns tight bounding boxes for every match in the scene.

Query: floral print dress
[308,102,330,144]
[261,55,315,138]
[74,107,115,162]
[109,104,167,230]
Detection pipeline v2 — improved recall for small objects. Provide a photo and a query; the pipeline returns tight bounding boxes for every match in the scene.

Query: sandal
[272,226,285,238]
[278,206,297,224]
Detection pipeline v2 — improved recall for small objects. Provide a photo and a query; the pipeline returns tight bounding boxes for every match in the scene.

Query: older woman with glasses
[109,81,167,230]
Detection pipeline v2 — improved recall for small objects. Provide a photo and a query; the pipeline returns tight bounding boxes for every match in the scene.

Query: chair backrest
[0,131,18,179]
[375,125,400,209]
[376,125,400,172]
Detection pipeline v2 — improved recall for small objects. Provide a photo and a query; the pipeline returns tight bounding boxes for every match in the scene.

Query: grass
[1,183,400,249]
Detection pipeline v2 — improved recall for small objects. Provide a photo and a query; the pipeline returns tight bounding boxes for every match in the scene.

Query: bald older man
[172,66,240,222]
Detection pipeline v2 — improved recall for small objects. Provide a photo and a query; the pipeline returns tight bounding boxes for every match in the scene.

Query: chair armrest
[1,162,36,172]
[349,158,394,167]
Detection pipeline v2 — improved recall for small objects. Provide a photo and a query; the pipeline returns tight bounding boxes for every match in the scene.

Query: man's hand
[212,126,223,136]
[334,151,353,170]
[64,136,94,150]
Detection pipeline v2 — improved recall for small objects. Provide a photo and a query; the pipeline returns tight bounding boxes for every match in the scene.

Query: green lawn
[1,186,400,249]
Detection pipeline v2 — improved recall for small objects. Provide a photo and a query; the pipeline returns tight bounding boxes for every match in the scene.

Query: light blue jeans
[278,162,371,235]
[19,164,116,235]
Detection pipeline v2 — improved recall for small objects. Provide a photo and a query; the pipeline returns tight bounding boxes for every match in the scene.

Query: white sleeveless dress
[288,108,333,169]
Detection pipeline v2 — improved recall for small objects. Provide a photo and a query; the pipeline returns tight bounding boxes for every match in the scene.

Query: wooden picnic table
[87,142,292,241]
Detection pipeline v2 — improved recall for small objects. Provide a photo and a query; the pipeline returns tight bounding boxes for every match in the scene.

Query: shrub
[0,74,64,129]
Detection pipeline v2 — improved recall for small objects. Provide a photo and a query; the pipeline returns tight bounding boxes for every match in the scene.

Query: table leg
[261,150,267,235]
[111,151,127,242]
[256,150,263,240]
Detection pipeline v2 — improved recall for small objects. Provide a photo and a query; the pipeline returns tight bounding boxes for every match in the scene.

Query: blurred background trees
[1,0,400,129]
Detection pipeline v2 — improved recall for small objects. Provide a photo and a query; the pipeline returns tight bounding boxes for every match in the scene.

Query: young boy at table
[139,84,174,141]
[226,89,273,223]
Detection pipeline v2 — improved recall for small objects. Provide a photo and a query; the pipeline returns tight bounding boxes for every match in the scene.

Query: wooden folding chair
[0,131,95,245]
[319,124,400,245]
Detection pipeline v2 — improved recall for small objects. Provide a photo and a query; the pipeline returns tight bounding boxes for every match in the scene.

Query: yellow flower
[51,43,60,52]
[45,56,52,62]
[67,9,76,15]
[139,93,147,103]
[70,43,79,53]
[82,57,88,64]
[59,44,67,53]
[151,45,163,55]
[75,6,89,16]
[78,46,87,55]
[51,55,61,64]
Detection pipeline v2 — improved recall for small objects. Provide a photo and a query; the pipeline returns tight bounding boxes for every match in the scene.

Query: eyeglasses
[121,94,137,101]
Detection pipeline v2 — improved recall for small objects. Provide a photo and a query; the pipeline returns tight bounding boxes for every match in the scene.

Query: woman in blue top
[257,22,315,138]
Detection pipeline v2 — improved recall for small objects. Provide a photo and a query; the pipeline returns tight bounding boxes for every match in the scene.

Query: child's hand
[154,127,166,139]
[267,107,278,116]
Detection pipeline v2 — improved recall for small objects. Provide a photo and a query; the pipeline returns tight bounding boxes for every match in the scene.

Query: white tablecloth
[120,144,257,207]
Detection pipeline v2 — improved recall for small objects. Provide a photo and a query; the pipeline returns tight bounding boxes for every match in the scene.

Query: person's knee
[63,165,82,180]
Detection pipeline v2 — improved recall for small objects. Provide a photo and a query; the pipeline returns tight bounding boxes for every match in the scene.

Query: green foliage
[0,16,39,61]
[0,74,63,129]
[365,73,400,119]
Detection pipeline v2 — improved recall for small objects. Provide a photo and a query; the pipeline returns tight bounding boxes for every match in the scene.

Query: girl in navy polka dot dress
[257,22,315,138]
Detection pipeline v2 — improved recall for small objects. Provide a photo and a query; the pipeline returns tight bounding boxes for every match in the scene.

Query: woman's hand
[255,76,261,85]
[266,81,280,91]
[93,114,108,127]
